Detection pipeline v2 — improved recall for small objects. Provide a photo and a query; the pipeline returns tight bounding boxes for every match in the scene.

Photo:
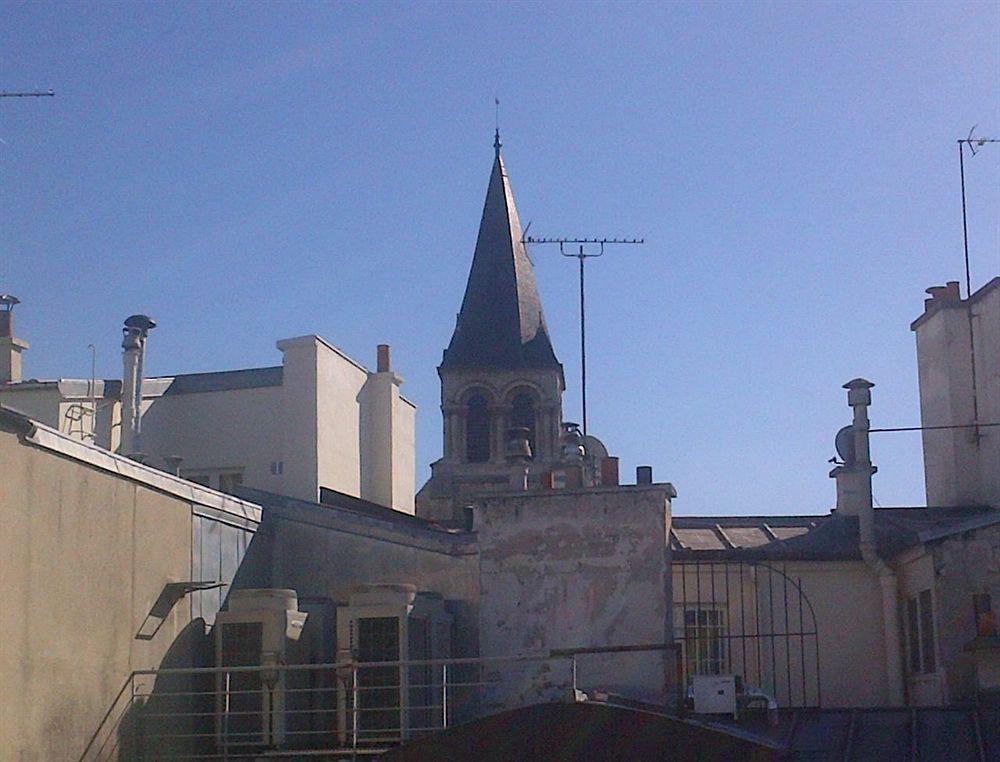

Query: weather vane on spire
[494,97,501,153]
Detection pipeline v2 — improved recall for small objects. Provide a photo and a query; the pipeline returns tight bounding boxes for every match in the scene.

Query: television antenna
[523,236,644,438]
[957,126,997,443]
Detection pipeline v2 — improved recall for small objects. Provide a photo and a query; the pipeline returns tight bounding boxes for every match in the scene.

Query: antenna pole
[524,237,644,440]
[959,140,971,302]
[956,130,997,444]
[579,248,587,436]
[0,90,55,98]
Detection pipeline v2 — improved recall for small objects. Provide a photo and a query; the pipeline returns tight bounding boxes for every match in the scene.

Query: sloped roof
[157,366,283,394]
[670,506,1000,561]
[707,706,999,761]
[441,136,560,371]
[234,485,476,553]
[381,701,781,761]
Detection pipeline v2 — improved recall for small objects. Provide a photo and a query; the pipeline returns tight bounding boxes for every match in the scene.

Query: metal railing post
[442,663,449,729]
[572,655,578,695]
[351,663,359,751]
[222,671,230,762]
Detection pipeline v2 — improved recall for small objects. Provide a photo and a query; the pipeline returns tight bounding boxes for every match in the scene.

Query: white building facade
[0,307,415,512]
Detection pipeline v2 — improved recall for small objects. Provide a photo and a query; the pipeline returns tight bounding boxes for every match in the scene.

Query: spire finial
[494,97,501,155]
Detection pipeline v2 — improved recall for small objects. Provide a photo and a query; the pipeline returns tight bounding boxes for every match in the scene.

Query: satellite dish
[835,425,856,465]
[583,435,608,460]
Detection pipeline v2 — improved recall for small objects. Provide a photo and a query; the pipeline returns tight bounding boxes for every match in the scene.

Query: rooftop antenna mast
[958,126,997,300]
[0,89,54,98]
[957,126,998,444]
[523,236,644,438]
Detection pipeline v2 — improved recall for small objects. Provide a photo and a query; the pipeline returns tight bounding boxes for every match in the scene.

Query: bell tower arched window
[510,392,537,459]
[466,395,491,463]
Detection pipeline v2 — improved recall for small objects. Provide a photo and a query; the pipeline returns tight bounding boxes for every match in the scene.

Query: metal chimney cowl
[120,314,156,459]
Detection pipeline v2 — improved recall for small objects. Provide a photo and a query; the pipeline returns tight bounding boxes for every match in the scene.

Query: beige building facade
[0,406,261,760]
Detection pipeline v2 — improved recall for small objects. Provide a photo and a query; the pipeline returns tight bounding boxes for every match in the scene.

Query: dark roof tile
[441,144,560,371]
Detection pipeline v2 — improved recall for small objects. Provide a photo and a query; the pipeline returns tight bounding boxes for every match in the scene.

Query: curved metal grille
[674,561,821,709]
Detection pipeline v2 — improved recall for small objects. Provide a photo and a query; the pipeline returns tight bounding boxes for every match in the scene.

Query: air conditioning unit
[691,675,737,715]
[215,589,308,750]
[336,584,452,745]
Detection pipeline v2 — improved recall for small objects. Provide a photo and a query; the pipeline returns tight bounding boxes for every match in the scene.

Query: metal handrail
[77,673,134,761]
[81,646,677,760]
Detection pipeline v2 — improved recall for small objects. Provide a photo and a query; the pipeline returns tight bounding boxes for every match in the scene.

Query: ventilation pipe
[120,314,156,460]
[838,379,904,705]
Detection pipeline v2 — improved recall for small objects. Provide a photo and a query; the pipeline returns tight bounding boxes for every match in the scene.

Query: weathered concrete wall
[0,414,260,760]
[914,279,999,508]
[930,523,1000,704]
[476,485,673,708]
[971,284,1000,505]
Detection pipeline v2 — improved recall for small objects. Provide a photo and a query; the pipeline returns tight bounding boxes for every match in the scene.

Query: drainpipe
[841,378,904,705]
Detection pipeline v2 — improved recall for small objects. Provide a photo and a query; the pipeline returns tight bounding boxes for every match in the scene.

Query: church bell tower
[415,134,565,522]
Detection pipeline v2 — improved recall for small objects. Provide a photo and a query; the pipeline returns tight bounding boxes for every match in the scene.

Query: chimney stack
[923,281,962,311]
[636,465,653,485]
[600,456,620,487]
[0,294,29,384]
[359,343,407,510]
[377,344,391,373]
[120,314,156,459]
[829,378,877,516]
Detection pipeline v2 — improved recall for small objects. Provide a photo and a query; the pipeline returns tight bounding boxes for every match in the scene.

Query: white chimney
[360,344,403,508]
[0,294,29,384]
[829,378,877,516]
[120,314,156,459]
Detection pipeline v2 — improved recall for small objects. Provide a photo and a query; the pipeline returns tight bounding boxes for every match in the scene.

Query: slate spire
[441,136,560,370]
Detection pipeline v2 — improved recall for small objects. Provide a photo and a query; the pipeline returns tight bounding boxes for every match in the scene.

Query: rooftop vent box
[691,675,737,715]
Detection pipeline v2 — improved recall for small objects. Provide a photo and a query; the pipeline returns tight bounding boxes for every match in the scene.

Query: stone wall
[476,485,673,709]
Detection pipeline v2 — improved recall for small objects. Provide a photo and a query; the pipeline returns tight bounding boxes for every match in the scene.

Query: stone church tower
[416,134,566,522]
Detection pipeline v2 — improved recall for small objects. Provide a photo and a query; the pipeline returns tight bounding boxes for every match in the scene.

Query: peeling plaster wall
[476,486,673,709]
[930,524,1000,704]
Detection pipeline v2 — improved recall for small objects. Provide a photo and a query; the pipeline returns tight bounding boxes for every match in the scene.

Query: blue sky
[2,1,998,515]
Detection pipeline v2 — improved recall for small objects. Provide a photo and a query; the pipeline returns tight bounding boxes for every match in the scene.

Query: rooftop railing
[79,646,678,761]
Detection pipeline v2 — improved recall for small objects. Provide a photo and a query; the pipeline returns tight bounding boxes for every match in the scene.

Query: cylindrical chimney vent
[0,294,18,339]
[377,344,391,373]
[636,465,653,485]
[120,314,156,459]
[0,294,28,384]
[600,456,620,487]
